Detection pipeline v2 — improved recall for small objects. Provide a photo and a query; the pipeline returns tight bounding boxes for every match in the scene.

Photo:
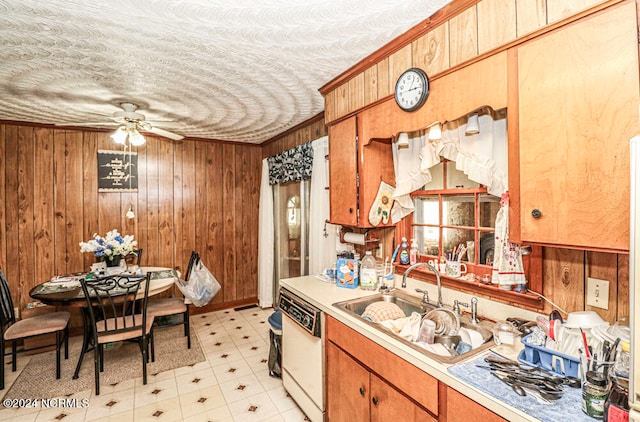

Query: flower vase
[105,254,122,268]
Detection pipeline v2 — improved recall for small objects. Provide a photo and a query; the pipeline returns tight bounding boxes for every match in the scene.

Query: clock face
[394,68,429,112]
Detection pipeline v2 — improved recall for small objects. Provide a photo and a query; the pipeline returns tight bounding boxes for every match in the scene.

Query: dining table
[29,267,180,380]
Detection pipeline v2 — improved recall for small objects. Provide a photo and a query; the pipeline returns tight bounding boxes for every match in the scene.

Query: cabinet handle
[531,209,542,219]
[349,208,354,214]
[372,396,379,406]
[359,387,365,396]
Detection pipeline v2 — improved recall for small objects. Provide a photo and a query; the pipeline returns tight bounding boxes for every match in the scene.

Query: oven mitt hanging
[369,181,395,226]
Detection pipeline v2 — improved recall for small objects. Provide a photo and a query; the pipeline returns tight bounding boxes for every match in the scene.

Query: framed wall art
[97,149,138,192]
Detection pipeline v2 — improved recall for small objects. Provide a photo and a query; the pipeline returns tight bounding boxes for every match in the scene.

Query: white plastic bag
[176,259,221,307]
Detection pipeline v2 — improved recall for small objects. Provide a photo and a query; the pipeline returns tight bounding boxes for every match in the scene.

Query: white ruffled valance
[391,113,508,223]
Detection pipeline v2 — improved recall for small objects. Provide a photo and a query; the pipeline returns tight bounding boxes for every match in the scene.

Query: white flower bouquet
[79,229,137,260]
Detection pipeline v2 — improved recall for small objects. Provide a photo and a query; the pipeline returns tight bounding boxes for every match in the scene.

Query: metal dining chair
[146,251,198,353]
[79,273,152,395]
[0,268,70,390]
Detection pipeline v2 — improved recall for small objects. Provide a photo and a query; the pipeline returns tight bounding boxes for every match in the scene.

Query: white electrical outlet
[586,277,609,310]
[14,307,19,319]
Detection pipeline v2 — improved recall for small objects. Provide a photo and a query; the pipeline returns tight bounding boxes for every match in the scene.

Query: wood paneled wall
[0,123,261,314]
[321,0,604,124]
[261,113,327,158]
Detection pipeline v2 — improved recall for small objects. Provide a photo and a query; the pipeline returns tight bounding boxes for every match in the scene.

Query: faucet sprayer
[402,262,443,308]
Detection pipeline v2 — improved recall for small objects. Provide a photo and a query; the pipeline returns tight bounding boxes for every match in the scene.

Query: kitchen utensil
[565,311,606,329]
[423,308,460,336]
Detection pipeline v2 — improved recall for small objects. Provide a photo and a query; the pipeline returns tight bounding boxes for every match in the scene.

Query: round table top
[29,267,179,307]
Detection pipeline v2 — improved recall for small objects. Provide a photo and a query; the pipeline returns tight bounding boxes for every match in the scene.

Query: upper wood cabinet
[328,116,396,228]
[513,1,640,251]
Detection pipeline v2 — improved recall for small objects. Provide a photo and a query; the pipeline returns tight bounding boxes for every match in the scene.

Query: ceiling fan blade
[54,121,118,127]
[147,126,184,141]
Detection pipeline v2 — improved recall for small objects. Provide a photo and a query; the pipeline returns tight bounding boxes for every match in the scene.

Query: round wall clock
[394,68,430,112]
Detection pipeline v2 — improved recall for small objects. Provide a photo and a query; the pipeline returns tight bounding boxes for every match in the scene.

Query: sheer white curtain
[391,114,508,222]
[309,136,336,274]
[258,158,275,308]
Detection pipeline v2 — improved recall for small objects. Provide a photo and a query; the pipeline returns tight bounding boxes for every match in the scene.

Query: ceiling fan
[60,102,185,142]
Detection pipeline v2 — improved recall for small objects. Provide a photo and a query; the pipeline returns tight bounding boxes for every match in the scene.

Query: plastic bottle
[359,251,377,290]
[399,237,410,265]
[604,376,629,422]
[613,341,630,379]
[409,239,418,265]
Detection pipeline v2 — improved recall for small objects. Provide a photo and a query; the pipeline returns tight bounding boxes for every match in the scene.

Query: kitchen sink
[333,290,495,364]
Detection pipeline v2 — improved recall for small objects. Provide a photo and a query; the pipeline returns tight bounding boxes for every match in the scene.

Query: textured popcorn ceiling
[0,0,450,143]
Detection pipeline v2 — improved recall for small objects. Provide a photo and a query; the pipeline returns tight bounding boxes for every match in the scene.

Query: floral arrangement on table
[79,229,137,261]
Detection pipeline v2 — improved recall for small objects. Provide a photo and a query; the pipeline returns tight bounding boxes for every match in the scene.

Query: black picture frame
[97,150,138,192]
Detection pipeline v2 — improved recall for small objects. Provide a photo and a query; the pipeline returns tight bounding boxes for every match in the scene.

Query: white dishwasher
[279,287,325,422]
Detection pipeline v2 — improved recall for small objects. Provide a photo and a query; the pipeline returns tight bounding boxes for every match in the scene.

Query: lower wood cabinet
[326,316,507,422]
[326,340,434,422]
[439,386,507,422]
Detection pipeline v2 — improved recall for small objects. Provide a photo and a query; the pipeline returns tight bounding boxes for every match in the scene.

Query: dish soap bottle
[399,237,410,265]
[409,239,418,265]
[360,251,377,290]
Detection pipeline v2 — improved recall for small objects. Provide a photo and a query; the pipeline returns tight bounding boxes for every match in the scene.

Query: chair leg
[93,343,101,396]
[150,330,155,362]
[64,326,69,360]
[56,331,61,380]
[1,336,5,390]
[185,307,191,349]
[141,337,148,385]
[99,344,104,373]
[11,341,17,372]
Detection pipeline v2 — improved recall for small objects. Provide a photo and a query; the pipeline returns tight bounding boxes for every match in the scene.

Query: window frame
[394,163,544,309]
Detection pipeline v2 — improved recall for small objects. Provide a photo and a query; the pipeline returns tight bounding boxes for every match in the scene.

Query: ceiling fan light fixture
[111,126,128,145]
[129,129,146,146]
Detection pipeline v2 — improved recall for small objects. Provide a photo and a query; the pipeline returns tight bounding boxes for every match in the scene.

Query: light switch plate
[586,277,609,310]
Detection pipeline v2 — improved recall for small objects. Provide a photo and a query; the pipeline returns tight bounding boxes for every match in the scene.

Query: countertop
[279,274,565,422]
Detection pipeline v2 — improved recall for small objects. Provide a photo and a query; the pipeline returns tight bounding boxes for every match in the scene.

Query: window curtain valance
[391,110,508,223]
[267,142,314,185]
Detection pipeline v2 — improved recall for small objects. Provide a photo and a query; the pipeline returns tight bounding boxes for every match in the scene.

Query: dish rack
[518,333,580,378]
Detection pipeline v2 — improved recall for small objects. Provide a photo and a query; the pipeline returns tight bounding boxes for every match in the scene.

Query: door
[273,180,310,299]
[326,341,370,422]
[328,116,358,226]
[516,2,639,250]
[370,374,435,422]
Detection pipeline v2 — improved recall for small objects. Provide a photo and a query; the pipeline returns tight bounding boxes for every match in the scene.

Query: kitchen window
[396,159,543,308]
[409,160,500,268]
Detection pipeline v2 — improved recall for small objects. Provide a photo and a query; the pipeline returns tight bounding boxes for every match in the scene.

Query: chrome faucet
[470,297,480,324]
[402,262,443,308]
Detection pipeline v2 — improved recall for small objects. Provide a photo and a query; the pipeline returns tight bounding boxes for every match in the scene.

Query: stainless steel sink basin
[333,290,495,364]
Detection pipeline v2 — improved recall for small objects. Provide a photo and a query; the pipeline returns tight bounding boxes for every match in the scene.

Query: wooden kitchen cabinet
[328,116,396,228]
[326,316,438,419]
[513,1,640,251]
[326,341,434,422]
[439,386,506,422]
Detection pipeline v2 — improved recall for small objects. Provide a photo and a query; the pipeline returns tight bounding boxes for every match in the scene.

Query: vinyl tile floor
[0,307,310,422]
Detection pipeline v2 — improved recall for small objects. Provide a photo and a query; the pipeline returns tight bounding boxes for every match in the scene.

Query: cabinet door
[517,2,639,250]
[442,387,506,422]
[328,116,358,226]
[370,374,436,422]
[358,137,396,229]
[326,341,370,422]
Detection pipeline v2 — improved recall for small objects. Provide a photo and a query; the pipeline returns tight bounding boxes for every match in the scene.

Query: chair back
[184,251,200,281]
[0,269,16,329]
[80,274,151,342]
[134,249,143,266]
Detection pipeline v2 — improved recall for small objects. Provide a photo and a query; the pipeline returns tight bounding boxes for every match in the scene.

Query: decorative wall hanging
[267,142,313,185]
[97,149,138,192]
